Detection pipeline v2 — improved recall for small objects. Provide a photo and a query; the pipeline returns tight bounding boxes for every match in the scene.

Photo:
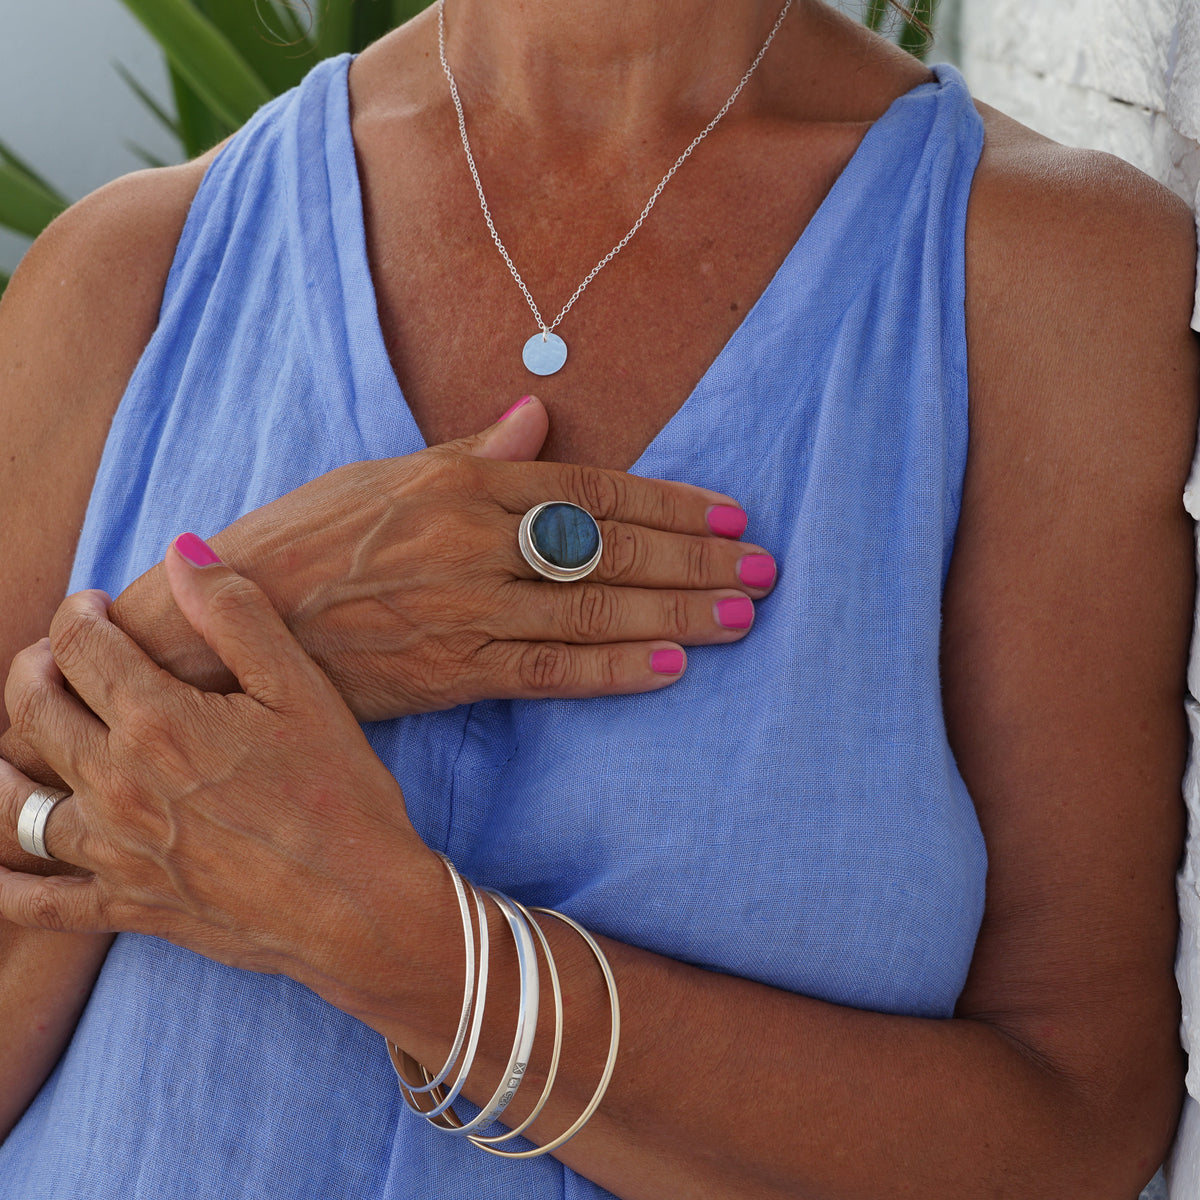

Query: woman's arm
[0,157,209,1135]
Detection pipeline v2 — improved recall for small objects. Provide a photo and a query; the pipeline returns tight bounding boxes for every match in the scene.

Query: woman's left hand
[0,536,439,1002]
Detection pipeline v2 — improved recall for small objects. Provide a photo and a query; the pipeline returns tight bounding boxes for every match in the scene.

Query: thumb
[440,394,549,462]
[165,533,333,712]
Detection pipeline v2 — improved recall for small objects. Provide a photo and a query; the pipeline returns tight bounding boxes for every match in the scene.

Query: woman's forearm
[0,926,112,1142]
[360,906,1176,1200]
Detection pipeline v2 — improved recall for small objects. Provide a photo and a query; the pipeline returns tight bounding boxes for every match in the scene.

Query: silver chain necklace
[438,0,794,376]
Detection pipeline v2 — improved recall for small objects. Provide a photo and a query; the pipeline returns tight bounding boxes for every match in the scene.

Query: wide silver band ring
[17,787,70,861]
[518,501,603,583]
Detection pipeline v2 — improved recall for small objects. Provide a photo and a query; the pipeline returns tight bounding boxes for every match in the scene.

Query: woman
[0,1,1195,1195]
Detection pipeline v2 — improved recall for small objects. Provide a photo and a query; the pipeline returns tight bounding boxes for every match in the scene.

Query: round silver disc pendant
[522,332,568,377]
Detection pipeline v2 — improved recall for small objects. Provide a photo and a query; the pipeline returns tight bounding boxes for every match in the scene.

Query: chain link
[438,0,794,340]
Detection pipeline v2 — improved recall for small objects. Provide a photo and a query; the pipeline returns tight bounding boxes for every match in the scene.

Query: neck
[440,0,802,137]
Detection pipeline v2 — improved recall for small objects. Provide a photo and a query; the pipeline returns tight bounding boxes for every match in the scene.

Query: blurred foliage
[0,0,427,295]
[0,0,939,296]
[864,0,940,60]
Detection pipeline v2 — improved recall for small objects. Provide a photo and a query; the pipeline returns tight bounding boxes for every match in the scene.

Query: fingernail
[715,597,754,630]
[737,554,776,589]
[174,532,222,568]
[707,505,748,539]
[650,648,685,675]
[499,395,534,421]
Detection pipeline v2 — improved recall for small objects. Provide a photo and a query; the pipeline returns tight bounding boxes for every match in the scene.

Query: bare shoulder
[0,152,216,700]
[968,104,1196,406]
[1,152,216,412]
[963,104,1197,493]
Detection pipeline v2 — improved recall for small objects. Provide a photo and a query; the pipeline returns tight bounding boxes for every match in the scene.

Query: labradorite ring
[518,502,603,583]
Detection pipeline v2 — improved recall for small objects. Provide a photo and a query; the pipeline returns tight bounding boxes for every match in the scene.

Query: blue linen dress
[0,56,987,1198]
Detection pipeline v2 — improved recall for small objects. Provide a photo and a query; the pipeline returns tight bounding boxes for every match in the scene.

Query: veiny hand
[108,396,776,721]
[0,539,440,1004]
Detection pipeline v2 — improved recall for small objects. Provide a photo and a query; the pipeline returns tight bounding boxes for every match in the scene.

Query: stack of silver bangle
[387,855,620,1158]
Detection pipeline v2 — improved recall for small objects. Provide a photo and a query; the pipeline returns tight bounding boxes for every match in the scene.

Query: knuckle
[519,643,575,693]
[647,485,683,532]
[49,604,96,668]
[206,576,261,623]
[595,646,625,692]
[5,673,55,743]
[569,584,621,641]
[602,526,641,584]
[683,538,713,590]
[113,700,172,759]
[660,590,693,639]
[26,887,69,932]
[428,449,490,505]
[573,468,623,521]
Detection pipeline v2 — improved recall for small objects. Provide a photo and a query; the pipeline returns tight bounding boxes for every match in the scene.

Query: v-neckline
[329,56,950,474]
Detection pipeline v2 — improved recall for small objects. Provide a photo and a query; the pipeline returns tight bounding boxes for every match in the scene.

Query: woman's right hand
[106,396,775,721]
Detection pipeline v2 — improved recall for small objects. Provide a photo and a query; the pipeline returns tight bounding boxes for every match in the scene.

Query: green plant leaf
[0,270,10,299]
[316,0,355,57]
[125,141,173,170]
[352,0,400,51]
[114,62,183,143]
[898,0,939,59]
[169,67,236,158]
[863,0,891,33]
[195,0,317,95]
[0,162,68,239]
[117,0,273,129]
[0,140,68,209]
[260,0,311,45]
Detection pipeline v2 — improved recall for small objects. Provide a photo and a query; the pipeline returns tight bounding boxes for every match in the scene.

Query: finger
[166,533,344,712]
[489,459,750,539]
[498,581,757,646]
[438,395,550,462]
[0,723,65,791]
[46,590,178,733]
[469,640,689,702]
[0,864,105,933]
[5,637,109,783]
[510,518,777,597]
[0,759,89,877]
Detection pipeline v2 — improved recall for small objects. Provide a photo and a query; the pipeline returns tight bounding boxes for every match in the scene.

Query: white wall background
[0,0,179,274]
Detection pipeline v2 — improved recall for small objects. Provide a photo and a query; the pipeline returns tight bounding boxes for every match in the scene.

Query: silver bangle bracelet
[435,890,540,1135]
[397,880,491,1121]
[387,854,475,1096]
[469,907,620,1159]
[468,897,564,1149]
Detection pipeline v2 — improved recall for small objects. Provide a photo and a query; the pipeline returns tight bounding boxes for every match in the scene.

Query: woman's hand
[0,539,440,1002]
[109,397,774,721]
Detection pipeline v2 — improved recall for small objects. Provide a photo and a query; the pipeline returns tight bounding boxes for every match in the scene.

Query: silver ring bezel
[518,502,603,583]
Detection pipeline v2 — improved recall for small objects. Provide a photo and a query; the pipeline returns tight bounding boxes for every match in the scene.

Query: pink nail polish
[499,396,534,421]
[715,597,754,630]
[707,505,748,539]
[174,532,222,568]
[651,648,685,675]
[737,554,776,589]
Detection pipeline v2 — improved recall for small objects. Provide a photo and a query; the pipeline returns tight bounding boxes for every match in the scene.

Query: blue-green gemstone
[531,503,600,570]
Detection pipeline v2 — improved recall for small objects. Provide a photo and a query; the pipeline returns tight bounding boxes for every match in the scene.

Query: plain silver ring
[517,501,603,583]
[17,786,70,861]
